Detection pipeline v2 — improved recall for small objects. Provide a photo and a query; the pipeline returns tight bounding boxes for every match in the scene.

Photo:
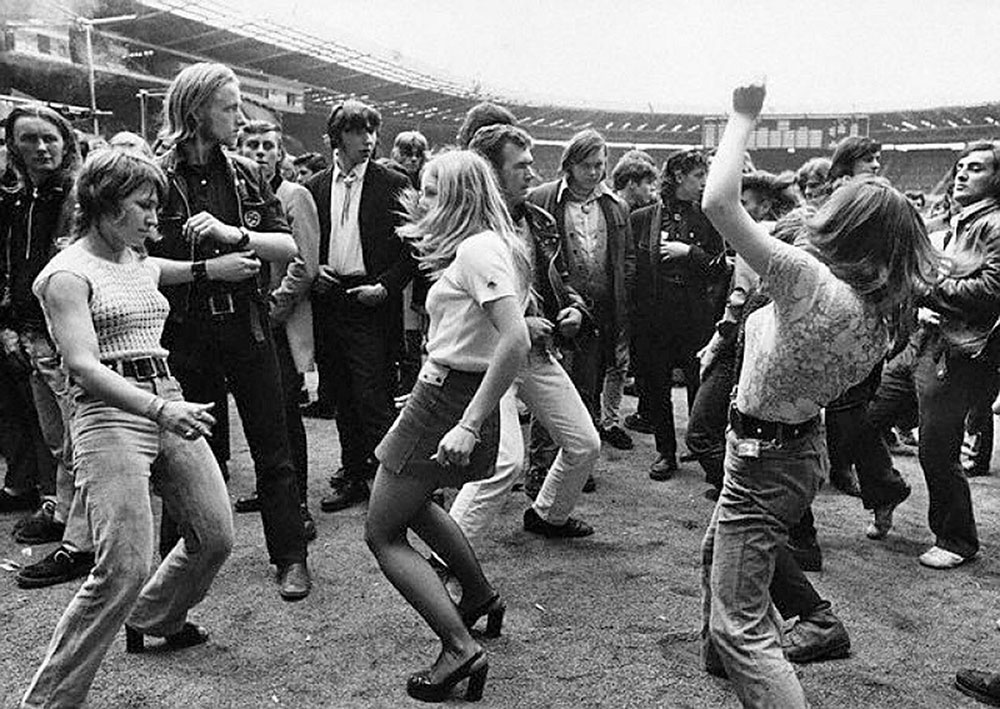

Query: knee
[100,551,154,597]
[201,524,234,565]
[577,425,601,461]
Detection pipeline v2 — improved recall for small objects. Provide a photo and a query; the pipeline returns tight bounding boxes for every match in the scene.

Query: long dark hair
[801,176,940,335]
[3,104,80,189]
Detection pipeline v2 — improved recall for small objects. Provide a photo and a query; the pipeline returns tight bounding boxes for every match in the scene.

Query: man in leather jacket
[149,62,310,600]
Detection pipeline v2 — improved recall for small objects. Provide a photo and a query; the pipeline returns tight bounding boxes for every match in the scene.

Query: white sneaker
[918,546,970,569]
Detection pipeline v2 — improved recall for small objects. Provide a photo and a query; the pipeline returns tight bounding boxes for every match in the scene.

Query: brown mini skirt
[375,361,501,489]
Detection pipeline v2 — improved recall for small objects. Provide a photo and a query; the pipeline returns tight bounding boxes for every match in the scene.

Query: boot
[782,601,851,663]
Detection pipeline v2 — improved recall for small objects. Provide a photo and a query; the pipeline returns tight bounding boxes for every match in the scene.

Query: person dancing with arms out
[364,150,530,703]
[21,149,237,708]
[699,82,939,708]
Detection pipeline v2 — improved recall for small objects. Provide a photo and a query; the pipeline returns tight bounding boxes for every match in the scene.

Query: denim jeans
[529,328,607,476]
[869,331,981,557]
[701,427,826,709]
[451,352,600,540]
[22,375,233,709]
[600,326,630,429]
[686,350,736,487]
[20,331,91,552]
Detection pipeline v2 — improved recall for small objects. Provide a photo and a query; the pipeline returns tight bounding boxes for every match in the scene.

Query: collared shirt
[557,178,612,262]
[556,178,611,311]
[327,156,368,275]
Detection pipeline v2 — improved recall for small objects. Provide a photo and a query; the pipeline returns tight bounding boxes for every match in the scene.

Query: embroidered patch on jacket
[244,210,262,228]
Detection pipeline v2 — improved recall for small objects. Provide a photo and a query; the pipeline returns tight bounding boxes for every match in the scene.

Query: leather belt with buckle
[208,293,235,316]
[729,405,819,444]
[102,356,170,381]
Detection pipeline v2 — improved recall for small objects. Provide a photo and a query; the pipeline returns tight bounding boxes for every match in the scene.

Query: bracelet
[457,421,481,442]
[192,260,208,283]
[144,396,167,424]
[235,227,251,250]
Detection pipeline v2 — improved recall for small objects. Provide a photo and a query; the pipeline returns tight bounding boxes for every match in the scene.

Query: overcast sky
[240,0,999,114]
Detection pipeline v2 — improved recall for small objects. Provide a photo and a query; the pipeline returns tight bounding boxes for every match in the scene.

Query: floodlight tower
[78,13,137,134]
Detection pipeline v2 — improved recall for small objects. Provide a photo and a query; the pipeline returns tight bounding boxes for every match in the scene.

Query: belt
[102,356,170,381]
[729,405,818,444]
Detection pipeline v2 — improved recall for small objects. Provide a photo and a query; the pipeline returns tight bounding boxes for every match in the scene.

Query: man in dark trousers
[149,62,310,600]
[306,100,413,512]
[630,149,729,480]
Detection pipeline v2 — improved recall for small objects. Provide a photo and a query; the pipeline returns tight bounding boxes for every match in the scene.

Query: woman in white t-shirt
[698,83,940,708]
[365,150,530,703]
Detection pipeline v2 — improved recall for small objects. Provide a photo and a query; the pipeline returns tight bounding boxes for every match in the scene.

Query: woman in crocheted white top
[22,149,257,708]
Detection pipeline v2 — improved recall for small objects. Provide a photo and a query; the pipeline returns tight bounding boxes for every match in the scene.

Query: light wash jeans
[22,375,234,709]
[701,426,826,709]
[600,326,630,430]
[450,351,600,542]
[20,330,90,552]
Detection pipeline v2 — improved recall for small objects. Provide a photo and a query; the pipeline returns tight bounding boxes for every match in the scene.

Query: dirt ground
[2,390,999,708]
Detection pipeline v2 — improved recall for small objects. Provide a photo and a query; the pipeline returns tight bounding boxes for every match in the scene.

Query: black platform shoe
[125,622,209,654]
[460,593,506,638]
[406,650,489,703]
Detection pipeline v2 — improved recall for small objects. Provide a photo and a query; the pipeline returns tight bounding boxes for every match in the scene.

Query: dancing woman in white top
[365,150,531,703]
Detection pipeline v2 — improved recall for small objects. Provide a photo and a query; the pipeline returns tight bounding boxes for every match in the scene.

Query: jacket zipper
[25,188,37,261]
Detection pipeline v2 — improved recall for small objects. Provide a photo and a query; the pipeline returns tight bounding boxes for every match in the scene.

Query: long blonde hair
[399,151,530,291]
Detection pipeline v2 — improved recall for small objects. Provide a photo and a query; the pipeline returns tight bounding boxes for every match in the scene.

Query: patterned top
[735,240,888,423]
[33,242,170,361]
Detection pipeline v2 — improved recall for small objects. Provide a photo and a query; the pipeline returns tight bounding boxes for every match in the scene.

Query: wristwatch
[191,260,208,283]
[235,227,251,250]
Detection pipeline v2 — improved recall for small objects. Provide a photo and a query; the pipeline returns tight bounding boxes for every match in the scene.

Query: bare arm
[435,295,529,466]
[150,252,263,286]
[41,271,217,438]
[701,84,775,276]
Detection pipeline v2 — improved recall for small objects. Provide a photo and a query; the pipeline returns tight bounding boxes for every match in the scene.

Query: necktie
[340,171,356,226]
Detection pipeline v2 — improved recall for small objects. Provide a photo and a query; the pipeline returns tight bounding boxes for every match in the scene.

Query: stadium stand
[0,0,995,195]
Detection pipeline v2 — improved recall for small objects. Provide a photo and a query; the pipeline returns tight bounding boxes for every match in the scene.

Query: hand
[0,328,30,372]
[555,306,582,338]
[183,211,241,245]
[313,265,340,295]
[660,239,691,262]
[158,401,216,440]
[697,339,720,380]
[432,424,478,467]
[917,307,941,326]
[732,82,766,119]
[347,283,388,307]
[525,316,555,348]
[206,251,261,282]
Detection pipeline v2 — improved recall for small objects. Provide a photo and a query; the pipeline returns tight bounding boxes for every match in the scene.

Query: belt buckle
[209,293,235,316]
[131,356,156,381]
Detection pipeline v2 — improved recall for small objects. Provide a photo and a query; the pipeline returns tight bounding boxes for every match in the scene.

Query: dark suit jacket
[306,159,414,298]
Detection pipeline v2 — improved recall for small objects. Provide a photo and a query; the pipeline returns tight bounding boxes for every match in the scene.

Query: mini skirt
[375,361,501,488]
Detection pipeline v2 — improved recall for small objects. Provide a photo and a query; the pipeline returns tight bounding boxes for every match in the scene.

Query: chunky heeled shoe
[125,622,209,654]
[406,650,489,703]
[460,593,506,638]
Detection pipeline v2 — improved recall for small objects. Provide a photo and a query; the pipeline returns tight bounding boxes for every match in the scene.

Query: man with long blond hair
[149,62,311,600]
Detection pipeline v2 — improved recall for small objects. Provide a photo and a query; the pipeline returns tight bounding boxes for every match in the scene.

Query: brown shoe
[649,455,678,481]
[320,479,369,512]
[277,561,311,601]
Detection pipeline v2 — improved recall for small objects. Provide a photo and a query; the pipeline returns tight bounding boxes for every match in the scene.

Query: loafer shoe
[320,479,369,512]
[919,546,971,569]
[649,455,678,481]
[14,500,65,545]
[277,561,311,601]
[956,669,1000,707]
[16,546,95,589]
[600,425,633,450]
[234,494,262,514]
[782,603,851,663]
[523,507,594,538]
